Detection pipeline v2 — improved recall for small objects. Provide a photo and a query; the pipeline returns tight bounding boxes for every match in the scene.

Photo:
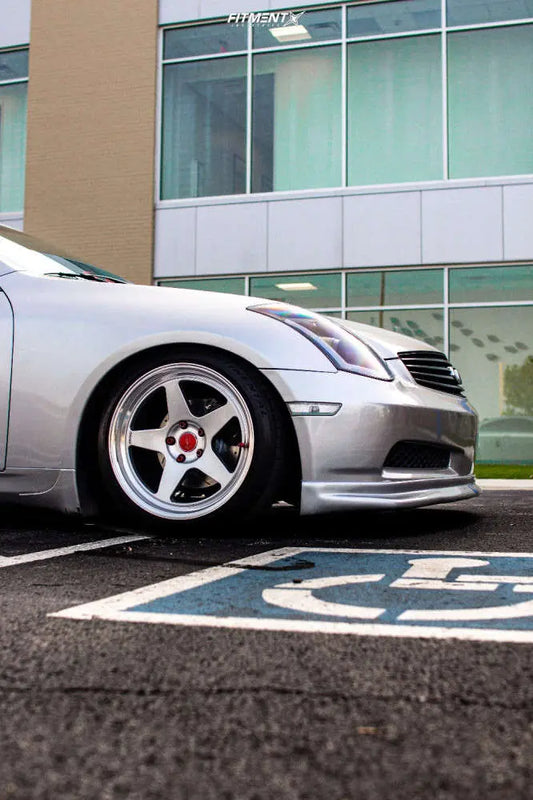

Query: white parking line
[0,535,150,568]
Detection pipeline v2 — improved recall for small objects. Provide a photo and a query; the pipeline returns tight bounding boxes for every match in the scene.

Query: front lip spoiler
[300,476,479,514]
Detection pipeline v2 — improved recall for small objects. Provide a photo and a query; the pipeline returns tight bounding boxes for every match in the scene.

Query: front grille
[384,441,451,470]
[398,350,465,396]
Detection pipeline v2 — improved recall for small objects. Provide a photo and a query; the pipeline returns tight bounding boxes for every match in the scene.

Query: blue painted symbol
[127,549,533,632]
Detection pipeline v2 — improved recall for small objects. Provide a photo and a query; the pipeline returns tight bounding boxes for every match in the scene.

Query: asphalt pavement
[1,490,533,800]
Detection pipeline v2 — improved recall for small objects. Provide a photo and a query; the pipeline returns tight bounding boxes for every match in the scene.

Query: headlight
[249,303,392,381]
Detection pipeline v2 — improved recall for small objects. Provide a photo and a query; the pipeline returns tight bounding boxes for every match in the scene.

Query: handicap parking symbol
[52,547,533,643]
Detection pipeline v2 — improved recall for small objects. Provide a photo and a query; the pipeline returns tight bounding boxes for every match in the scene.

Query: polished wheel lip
[108,362,255,520]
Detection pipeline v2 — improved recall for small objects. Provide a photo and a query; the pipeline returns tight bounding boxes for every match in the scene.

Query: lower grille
[384,441,451,470]
[398,350,465,396]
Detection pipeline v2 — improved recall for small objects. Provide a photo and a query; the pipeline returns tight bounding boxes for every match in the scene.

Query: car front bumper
[262,363,479,514]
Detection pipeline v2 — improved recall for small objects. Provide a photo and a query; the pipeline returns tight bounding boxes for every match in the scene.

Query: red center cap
[178,432,197,452]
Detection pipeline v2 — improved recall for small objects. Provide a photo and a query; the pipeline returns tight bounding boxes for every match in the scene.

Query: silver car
[0,225,478,525]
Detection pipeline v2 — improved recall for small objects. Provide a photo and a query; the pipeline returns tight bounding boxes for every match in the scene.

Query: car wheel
[97,351,288,525]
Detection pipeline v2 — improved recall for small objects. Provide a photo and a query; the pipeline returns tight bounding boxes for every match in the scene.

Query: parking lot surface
[1,491,532,800]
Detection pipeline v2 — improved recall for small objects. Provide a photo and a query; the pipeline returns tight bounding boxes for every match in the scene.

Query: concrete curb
[476,479,533,490]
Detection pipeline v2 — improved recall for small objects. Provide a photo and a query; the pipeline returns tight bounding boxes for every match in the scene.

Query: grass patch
[475,464,533,479]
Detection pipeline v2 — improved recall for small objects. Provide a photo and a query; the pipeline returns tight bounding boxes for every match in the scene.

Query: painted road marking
[50,547,533,642]
[0,535,149,568]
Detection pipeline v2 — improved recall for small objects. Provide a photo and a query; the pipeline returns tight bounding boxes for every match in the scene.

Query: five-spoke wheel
[97,352,287,524]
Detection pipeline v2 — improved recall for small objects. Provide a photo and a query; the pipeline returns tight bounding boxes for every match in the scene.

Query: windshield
[0,225,127,283]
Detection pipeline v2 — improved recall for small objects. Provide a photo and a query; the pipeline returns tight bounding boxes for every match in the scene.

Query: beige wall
[24,0,158,284]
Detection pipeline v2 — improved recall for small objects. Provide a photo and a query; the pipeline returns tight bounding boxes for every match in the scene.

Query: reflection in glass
[347,269,443,306]
[161,58,246,199]
[252,47,341,192]
[450,265,533,303]
[250,273,342,309]
[253,8,342,49]
[450,307,533,424]
[347,308,444,348]
[164,24,247,59]
[447,0,533,27]
[347,36,442,185]
[160,277,245,294]
[448,26,533,178]
[348,0,441,38]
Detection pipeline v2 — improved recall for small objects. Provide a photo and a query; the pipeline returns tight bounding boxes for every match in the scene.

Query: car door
[0,288,13,470]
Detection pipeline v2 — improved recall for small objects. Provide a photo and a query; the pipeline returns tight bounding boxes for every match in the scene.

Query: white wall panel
[344,191,421,268]
[196,202,267,274]
[154,207,196,277]
[200,0,257,17]
[159,0,200,25]
[0,0,31,47]
[422,186,503,264]
[503,183,533,261]
[268,197,342,272]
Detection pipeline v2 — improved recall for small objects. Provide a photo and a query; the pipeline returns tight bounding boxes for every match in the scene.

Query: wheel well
[75,343,302,516]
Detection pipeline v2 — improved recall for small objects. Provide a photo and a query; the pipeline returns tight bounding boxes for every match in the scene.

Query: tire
[97,349,288,526]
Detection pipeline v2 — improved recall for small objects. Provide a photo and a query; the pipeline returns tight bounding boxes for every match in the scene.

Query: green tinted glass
[348,308,445,348]
[447,0,533,27]
[347,35,442,185]
[252,47,341,192]
[0,49,29,82]
[161,58,247,199]
[348,0,441,37]
[0,82,27,212]
[161,277,245,294]
[347,270,443,306]
[250,273,342,309]
[164,24,247,59]
[450,266,533,303]
[449,307,533,431]
[448,26,533,179]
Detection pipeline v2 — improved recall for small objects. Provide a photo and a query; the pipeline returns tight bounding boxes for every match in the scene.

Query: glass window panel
[347,0,441,38]
[347,271,382,306]
[250,273,342,308]
[447,0,533,27]
[384,269,443,304]
[0,82,27,212]
[164,24,247,59]
[252,47,341,192]
[347,308,445,347]
[160,277,245,294]
[448,26,533,179]
[450,309,533,460]
[347,35,442,185]
[0,49,29,82]
[161,58,246,199]
[450,266,533,303]
[253,8,342,49]
[347,269,443,306]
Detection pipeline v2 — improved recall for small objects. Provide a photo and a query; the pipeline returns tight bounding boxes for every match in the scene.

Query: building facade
[1,0,533,456]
